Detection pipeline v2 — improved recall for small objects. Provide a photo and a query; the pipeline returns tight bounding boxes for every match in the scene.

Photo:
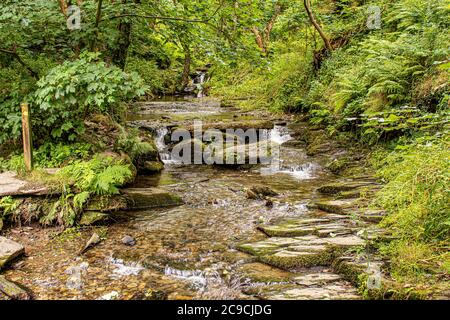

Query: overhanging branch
[0,48,39,79]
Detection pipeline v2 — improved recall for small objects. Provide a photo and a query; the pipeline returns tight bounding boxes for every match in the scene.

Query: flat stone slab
[258,218,356,238]
[293,272,341,286]
[246,281,359,300]
[0,172,52,197]
[317,181,379,195]
[238,235,365,269]
[0,236,24,269]
[310,199,359,214]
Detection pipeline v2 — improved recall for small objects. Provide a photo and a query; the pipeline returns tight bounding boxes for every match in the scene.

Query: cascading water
[155,127,172,163]
[264,125,319,180]
[269,125,293,144]
[194,72,207,98]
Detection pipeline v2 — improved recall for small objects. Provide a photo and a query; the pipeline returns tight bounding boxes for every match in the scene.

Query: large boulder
[0,236,24,269]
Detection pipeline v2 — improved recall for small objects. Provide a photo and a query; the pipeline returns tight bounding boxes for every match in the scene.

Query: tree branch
[100,0,224,24]
[304,0,333,52]
[0,48,38,79]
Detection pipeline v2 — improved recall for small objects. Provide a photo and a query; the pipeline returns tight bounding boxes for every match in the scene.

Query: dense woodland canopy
[0,0,449,299]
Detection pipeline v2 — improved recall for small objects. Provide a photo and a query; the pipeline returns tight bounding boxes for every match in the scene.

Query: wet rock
[122,188,183,210]
[246,282,359,300]
[216,142,273,166]
[79,233,101,255]
[293,272,341,286]
[0,236,24,269]
[79,211,109,226]
[0,276,31,300]
[360,209,387,223]
[310,199,359,214]
[238,235,365,270]
[237,262,292,283]
[317,182,376,195]
[121,235,136,246]
[246,186,278,200]
[142,161,164,173]
[86,195,128,212]
[183,120,274,133]
[132,288,168,300]
[258,217,355,238]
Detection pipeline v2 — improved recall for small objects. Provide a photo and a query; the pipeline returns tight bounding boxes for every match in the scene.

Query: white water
[108,258,144,279]
[164,266,208,289]
[155,127,173,163]
[269,125,293,144]
[277,162,319,180]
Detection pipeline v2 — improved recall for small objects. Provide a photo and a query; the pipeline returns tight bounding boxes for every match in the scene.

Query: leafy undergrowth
[372,135,449,293]
[0,154,134,228]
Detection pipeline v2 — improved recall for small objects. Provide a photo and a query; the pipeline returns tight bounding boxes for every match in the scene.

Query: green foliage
[39,154,133,226]
[0,196,19,229]
[372,136,450,279]
[57,155,133,196]
[115,127,155,162]
[0,142,92,174]
[33,52,147,141]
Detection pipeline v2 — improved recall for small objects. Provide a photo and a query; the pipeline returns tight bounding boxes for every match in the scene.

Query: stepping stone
[310,199,359,214]
[293,272,341,286]
[317,181,378,195]
[0,172,52,197]
[237,262,292,283]
[0,236,24,269]
[245,282,359,300]
[238,235,365,270]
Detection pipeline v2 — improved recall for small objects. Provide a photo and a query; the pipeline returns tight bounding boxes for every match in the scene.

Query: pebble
[121,235,136,246]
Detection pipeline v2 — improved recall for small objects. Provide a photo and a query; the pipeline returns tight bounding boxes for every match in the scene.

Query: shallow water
[4,99,348,300]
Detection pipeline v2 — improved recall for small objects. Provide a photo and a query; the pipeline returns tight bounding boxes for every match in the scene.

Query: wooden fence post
[21,103,33,171]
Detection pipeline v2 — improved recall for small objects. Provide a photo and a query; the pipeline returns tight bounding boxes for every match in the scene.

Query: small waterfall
[278,162,319,180]
[194,72,207,98]
[164,266,208,289]
[269,125,293,144]
[155,127,172,163]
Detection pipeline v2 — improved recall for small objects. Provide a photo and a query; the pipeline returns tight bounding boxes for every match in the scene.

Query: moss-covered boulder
[79,211,109,226]
[85,195,128,212]
[238,235,365,270]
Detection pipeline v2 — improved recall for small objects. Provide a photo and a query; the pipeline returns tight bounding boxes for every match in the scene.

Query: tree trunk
[303,0,333,52]
[251,4,282,56]
[181,48,191,87]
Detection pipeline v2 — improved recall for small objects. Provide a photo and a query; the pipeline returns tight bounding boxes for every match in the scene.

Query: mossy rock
[313,199,359,214]
[318,182,368,195]
[85,195,128,212]
[142,161,164,173]
[258,224,316,237]
[238,235,364,270]
[79,211,109,226]
[0,237,24,270]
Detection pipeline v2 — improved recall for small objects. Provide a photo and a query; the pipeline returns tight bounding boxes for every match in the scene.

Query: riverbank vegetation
[0,0,448,298]
[211,0,449,289]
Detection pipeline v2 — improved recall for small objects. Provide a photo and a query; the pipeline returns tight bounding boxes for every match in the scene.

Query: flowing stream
[4,98,360,300]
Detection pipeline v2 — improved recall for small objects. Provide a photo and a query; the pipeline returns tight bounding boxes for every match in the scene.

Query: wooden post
[21,103,33,171]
